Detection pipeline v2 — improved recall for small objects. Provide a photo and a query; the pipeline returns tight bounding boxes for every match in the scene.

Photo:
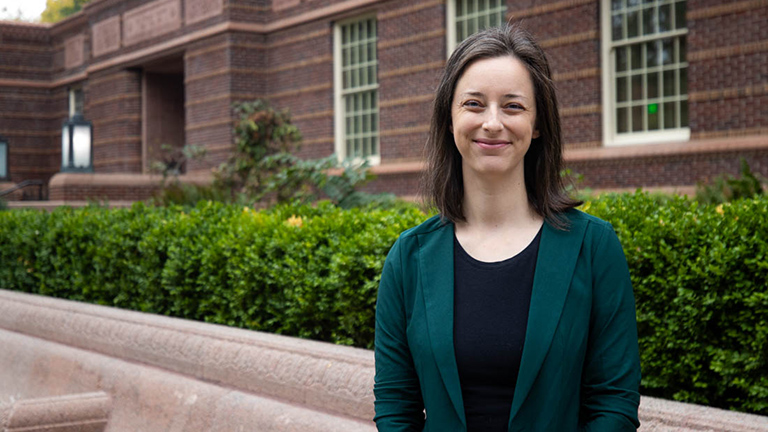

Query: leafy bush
[0,201,427,348]
[696,158,765,204]
[1,194,766,414]
[584,193,768,414]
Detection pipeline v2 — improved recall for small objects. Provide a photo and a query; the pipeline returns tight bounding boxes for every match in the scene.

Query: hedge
[0,194,766,415]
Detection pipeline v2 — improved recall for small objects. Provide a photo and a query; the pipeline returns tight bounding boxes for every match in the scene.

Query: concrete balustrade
[0,289,765,431]
[0,392,111,432]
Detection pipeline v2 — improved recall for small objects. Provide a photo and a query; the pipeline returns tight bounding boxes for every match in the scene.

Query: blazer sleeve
[373,238,426,431]
[579,223,642,432]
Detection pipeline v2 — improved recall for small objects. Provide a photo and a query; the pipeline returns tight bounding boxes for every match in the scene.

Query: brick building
[0,0,766,201]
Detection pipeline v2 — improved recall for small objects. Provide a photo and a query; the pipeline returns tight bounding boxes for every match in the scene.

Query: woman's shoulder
[397,214,451,241]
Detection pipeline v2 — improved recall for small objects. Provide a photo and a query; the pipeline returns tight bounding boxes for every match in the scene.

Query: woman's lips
[474,139,510,149]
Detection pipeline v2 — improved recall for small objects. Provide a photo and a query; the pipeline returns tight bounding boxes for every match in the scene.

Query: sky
[0,0,47,22]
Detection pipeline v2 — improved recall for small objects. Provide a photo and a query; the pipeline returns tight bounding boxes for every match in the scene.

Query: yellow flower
[715,204,724,215]
[285,214,303,228]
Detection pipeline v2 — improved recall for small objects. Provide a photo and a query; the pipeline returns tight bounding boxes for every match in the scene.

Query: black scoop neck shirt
[453,227,542,432]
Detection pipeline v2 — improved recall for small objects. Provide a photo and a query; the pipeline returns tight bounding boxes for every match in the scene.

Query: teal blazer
[373,210,641,431]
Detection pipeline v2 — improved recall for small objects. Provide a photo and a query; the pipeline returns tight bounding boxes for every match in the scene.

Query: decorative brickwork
[0,0,767,201]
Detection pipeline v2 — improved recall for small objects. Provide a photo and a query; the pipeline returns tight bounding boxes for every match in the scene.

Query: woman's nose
[482,107,503,133]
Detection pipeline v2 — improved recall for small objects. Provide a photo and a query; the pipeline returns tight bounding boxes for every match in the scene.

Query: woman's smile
[450,55,539,179]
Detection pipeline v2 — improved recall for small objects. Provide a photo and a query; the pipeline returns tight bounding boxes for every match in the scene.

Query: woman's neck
[460,170,539,231]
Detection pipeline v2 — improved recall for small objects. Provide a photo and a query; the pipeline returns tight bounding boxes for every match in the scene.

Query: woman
[373,25,641,431]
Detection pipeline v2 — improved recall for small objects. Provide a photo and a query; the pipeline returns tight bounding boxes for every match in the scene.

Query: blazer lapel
[417,222,467,427]
[509,216,588,423]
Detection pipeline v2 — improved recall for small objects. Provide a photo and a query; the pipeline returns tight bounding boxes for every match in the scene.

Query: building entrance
[142,57,185,174]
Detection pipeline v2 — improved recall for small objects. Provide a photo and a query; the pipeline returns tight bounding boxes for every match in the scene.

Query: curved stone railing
[0,392,110,432]
[0,289,765,431]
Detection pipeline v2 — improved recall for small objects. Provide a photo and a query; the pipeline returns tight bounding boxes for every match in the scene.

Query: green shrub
[696,158,765,204]
[584,193,768,414]
[1,194,766,414]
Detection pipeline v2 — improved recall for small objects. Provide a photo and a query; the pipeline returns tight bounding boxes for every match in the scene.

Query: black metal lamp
[0,135,8,180]
[61,114,93,172]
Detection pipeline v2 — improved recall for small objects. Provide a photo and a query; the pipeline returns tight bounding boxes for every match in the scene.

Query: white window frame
[446,0,508,55]
[601,0,690,147]
[68,86,84,119]
[333,14,380,165]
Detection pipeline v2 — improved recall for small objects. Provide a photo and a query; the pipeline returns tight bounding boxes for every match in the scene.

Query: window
[334,16,379,164]
[446,0,507,54]
[602,0,689,146]
[0,136,7,180]
[69,86,84,118]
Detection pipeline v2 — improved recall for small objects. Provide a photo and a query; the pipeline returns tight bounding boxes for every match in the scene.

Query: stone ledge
[0,289,765,431]
[0,392,110,432]
[0,289,374,422]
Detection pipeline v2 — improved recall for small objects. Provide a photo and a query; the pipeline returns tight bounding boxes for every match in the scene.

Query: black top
[453,228,541,432]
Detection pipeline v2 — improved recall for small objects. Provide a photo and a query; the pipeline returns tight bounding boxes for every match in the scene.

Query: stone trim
[379,125,429,137]
[0,130,58,138]
[293,109,334,120]
[379,94,434,108]
[269,29,330,48]
[688,0,767,20]
[564,135,768,161]
[184,69,230,84]
[93,136,142,147]
[185,94,231,107]
[561,104,601,117]
[185,118,231,131]
[0,392,111,432]
[378,29,446,50]
[88,93,141,108]
[689,83,768,102]
[303,136,334,145]
[93,156,143,167]
[691,128,768,140]
[184,42,231,59]
[268,55,332,73]
[379,60,444,80]
[508,0,593,19]
[91,115,142,127]
[688,39,768,62]
[269,82,331,99]
[553,67,600,82]
[540,30,598,49]
[378,0,443,21]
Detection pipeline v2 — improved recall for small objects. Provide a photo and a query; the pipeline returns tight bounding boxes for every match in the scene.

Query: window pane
[647,72,659,98]
[0,142,6,178]
[648,104,659,130]
[679,37,687,62]
[680,67,687,95]
[617,77,628,102]
[617,107,629,133]
[617,46,628,71]
[643,6,656,35]
[659,3,671,32]
[632,75,643,100]
[632,105,644,132]
[631,44,642,69]
[646,40,658,67]
[675,1,686,30]
[661,38,674,65]
[627,10,639,38]
[680,100,688,127]
[628,0,639,6]
[663,101,676,128]
[663,70,675,96]
[612,14,623,41]
[612,0,623,11]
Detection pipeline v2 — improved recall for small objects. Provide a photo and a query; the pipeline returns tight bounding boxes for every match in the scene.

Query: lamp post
[61,114,93,172]
[0,135,8,180]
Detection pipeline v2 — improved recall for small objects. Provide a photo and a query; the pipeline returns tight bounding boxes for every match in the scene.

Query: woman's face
[450,55,539,182]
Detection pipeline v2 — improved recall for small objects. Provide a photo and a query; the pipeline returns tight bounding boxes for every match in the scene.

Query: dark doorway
[142,57,185,174]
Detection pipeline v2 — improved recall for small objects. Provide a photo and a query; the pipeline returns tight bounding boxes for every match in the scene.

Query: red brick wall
[0,23,58,185]
[86,69,143,172]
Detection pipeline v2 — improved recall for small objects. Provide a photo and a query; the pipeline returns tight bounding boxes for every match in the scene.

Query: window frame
[600,0,690,147]
[446,0,508,55]
[0,135,8,181]
[333,14,381,165]
[68,85,84,119]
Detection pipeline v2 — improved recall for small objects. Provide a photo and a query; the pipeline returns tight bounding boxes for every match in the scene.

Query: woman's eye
[505,103,524,110]
[463,100,482,108]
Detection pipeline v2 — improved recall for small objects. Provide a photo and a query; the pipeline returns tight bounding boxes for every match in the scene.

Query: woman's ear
[533,129,540,139]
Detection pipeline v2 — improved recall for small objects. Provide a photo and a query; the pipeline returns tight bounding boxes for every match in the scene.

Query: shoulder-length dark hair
[421,24,580,228]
